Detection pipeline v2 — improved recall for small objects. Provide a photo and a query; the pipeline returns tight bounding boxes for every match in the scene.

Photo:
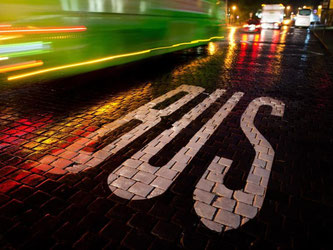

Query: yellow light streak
[0,35,23,41]
[0,60,43,73]
[8,36,224,81]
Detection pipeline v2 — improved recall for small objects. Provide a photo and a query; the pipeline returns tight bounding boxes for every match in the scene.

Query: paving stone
[149,201,175,220]
[155,168,178,180]
[151,177,173,190]
[21,174,45,187]
[115,166,138,178]
[201,218,224,233]
[213,197,236,212]
[151,221,181,242]
[244,182,265,196]
[196,178,215,192]
[110,177,135,190]
[233,191,254,205]
[47,167,67,175]
[128,213,157,232]
[9,185,34,201]
[106,204,134,221]
[254,167,271,178]
[99,219,131,243]
[194,201,216,220]
[214,209,241,229]
[39,155,57,165]
[128,182,154,198]
[0,199,26,218]
[193,189,215,205]
[123,159,143,168]
[0,179,20,193]
[73,232,105,249]
[138,162,159,174]
[112,188,134,200]
[253,195,265,208]
[213,183,233,198]
[132,170,156,184]
[7,170,31,181]
[77,212,109,233]
[51,158,73,169]
[122,229,154,249]
[235,202,258,219]
[0,166,17,176]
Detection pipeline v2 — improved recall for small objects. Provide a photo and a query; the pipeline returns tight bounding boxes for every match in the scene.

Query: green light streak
[0,49,50,58]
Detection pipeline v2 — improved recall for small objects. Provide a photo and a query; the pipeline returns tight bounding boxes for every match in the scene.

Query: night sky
[228,0,322,15]
[229,0,322,9]
[233,0,321,6]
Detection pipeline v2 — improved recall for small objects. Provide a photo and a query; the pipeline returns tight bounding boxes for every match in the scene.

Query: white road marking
[108,91,244,200]
[37,83,285,234]
[39,85,204,173]
[193,97,285,232]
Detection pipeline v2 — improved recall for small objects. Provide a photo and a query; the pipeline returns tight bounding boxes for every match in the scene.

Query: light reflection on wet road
[0,26,332,249]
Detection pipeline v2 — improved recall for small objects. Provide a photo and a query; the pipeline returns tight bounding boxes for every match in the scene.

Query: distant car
[243,19,261,33]
[261,4,284,29]
[295,9,312,28]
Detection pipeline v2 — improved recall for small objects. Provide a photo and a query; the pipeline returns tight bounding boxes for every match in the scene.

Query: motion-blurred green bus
[0,0,226,83]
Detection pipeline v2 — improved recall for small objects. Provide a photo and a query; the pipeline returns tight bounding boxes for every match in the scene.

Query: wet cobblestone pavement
[1,27,333,249]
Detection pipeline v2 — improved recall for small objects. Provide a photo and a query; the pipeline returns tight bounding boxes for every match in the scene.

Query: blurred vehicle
[295,9,312,27]
[261,4,285,29]
[243,19,261,33]
[0,0,225,83]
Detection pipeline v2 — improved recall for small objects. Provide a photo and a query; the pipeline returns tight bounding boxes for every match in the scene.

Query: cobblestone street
[0,26,332,249]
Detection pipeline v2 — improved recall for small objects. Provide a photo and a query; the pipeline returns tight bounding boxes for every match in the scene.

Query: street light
[231,6,237,24]
[286,6,291,18]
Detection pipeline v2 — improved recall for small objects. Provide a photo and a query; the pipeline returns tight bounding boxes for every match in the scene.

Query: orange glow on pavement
[0,60,43,73]
[241,34,248,43]
[254,34,260,42]
[228,27,237,44]
[0,26,87,35]
[8,36,224,81]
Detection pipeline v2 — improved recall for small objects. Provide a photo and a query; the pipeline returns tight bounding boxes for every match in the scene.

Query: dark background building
[321,0,333,25]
